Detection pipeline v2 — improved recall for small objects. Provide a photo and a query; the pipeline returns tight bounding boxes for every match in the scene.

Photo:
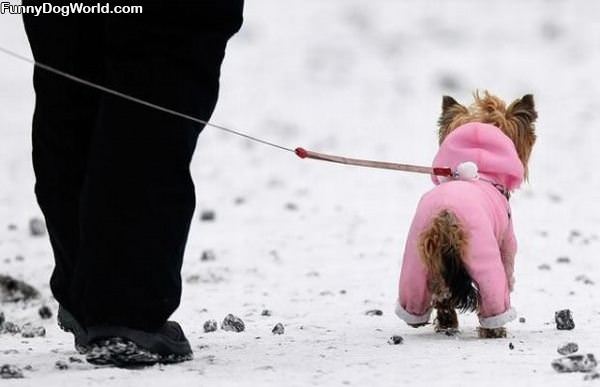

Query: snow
[1,1,600,386]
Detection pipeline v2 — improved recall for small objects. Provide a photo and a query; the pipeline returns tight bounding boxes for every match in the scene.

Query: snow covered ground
[2,1,600,386]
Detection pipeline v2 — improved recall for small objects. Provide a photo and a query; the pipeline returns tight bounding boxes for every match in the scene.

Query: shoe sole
[86,337,193,367]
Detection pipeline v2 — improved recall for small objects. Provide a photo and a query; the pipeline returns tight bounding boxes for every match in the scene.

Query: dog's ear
[507,94,538,127]
[438,96,468,144]
[507,94,537,178]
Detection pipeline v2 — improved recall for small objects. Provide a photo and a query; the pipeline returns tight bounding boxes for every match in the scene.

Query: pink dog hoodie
[395,122,523,329]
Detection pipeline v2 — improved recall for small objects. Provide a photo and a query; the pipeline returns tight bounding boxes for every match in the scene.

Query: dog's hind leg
[433,296,459,334]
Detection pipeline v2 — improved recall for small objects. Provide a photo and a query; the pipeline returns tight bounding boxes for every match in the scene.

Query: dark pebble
[0,364,24,379]
[221,314,245,333]
[261,309,272,317]
[7,224,17,231]
[558,342,579,355]
[203,320,218,333]
[519,317,526,323]
[200,210,216,222]
[584,372,600,381]
[0,275,41,302]
[551,354,597,373]
[55,360,69,370]
[0,312,4,326]
[285,203,298,211]
[38,306,53,320]
[272,323,285,335]
[575,275,595,285]
[201,250,216,262]
[68,356,83,363]
[21,323,45,338]
[29,218,46,237]
[509,342,514,350]
[365,309,383,316]
[387,335,403,345]
[538,264,551,271]
[556,256,571,264]
[555,309,575,330]
[1,322,20,334]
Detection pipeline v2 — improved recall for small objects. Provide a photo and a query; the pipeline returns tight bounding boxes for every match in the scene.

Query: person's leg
[73,1,244,331]
[23,9,104,319]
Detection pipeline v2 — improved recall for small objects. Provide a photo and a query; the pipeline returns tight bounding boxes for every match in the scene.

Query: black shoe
[85,321,193,367]
[57,306,90,353]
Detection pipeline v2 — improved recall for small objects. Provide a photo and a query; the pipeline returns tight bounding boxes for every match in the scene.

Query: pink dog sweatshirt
[395,122,523,329]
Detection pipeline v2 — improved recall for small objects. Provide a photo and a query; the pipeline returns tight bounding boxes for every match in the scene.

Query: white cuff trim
[395,303,432,325]
[479,307,517,329]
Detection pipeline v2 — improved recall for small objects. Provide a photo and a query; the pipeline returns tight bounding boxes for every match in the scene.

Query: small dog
[395,91,537,338]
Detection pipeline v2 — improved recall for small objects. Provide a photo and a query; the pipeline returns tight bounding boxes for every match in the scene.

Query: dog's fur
[421,91,537,337]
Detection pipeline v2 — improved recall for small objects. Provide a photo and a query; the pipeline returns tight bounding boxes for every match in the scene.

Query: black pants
[23,1,243,331]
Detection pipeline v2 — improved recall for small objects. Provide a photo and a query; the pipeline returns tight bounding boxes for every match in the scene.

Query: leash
[0,45,452,177]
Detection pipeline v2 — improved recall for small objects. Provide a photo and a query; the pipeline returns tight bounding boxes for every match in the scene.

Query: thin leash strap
[0,46,294,153]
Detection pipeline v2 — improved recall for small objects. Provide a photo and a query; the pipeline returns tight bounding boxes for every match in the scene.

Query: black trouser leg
[72,3,243,330]
[23,11,104,319]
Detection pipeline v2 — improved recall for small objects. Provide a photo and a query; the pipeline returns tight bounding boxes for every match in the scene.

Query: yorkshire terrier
[395,91,537,338]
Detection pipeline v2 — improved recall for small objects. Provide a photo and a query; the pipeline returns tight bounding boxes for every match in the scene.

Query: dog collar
[480,178,511,201]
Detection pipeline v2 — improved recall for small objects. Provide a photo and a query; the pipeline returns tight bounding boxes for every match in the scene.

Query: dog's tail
[418,210,478,312]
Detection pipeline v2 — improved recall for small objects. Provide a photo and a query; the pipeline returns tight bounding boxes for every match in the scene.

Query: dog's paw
[477,327,507,339]
[435,327,461,336]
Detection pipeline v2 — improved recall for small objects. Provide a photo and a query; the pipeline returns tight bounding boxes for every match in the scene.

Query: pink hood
[431,122,524,190]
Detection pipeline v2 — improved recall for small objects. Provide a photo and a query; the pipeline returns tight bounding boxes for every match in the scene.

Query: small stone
[272,323,285,335]
[556,256,571,264]
[584,372,600,381]
[437,73,461,92]
[285,202,298,211]
[1,322,20,334]
[365,309,383,316]
[551,354,597,373]
[14,255,24,262]
[29,217,46,237]
[0,364,24,379]
[261,309,272,317]
[575,275,595,285]
[21,323,45,338]
[519,317,526,323]
[68,356,83,363]
[558,342,579,355]
[201,250,216,262]
[38,305,53,320]
[0,312,4,326]
[555,309,575,330]
[538,264,551,271]
[203,320,218,333]
[339,290,347,295]
[55,360,69,370]
[509,342,514,350]
[387,335,403,345]
[7,224,17,231]
[221,314,245,332]
[200,210,216,222]
[0,275,41,302]
[234,197,246,205]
